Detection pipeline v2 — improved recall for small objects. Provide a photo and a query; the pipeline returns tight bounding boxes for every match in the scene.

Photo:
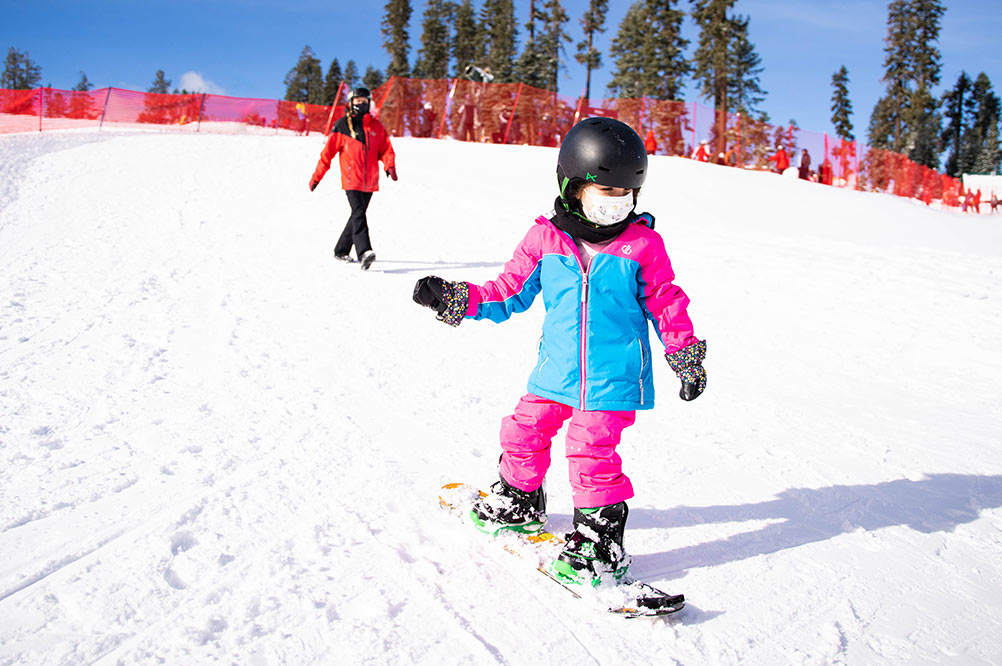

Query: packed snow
[1,128,1001,665]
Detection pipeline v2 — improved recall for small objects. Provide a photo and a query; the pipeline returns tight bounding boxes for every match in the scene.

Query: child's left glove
[412,276,469,327]
[665,340,707,401]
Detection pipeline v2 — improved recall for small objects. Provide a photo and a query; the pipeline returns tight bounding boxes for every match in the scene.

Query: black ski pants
[334,190,374,259]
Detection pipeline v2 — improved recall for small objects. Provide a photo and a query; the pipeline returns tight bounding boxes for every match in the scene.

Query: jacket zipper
[638,338,646,406]
[580,270,589,410]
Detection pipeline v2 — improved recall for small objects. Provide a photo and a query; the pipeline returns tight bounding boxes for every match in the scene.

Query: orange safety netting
[2,79,967,209]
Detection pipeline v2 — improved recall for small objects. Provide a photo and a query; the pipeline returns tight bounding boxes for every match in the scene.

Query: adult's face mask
[581,188,635,226]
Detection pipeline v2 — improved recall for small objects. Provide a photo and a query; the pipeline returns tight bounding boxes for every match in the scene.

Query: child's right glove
[665,340,707,401]
[412,276,469,327]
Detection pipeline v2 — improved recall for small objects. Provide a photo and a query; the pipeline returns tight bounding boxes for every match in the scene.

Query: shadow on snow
[627,473,1002,580]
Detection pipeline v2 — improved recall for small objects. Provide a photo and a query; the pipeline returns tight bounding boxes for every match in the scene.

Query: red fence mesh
[2,78,976,210]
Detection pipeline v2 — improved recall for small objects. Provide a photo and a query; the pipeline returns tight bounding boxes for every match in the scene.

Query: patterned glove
[665,340,707,401]
[412,276,469,327]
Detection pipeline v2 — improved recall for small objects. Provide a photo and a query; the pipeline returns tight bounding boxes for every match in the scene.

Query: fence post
[38,87,44,132]
[197,93,207,132]
[503,83,523,144]
[323,80,345,135]
[691,101,696,152]
[437,78,458,139]
[98,87,113,130]
[737,112,742,167]
[640,95,646,136]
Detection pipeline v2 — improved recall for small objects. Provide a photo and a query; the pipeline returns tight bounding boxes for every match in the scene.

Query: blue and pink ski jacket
[464,214,699,412]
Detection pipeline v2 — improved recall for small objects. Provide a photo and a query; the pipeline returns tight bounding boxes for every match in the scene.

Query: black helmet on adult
[557,117,648,193]
[348,86,371,102]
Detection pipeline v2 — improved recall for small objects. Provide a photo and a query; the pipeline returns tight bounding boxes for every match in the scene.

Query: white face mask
[580,188,635,226]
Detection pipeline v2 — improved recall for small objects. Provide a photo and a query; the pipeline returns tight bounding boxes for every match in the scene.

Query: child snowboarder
[412,117,707,586]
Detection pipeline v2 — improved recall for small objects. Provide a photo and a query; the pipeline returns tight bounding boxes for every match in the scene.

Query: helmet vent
[598,166,611,172]
[636,169,645,174]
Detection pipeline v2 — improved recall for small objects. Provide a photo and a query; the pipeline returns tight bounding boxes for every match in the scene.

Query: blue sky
[3,0,1000,140]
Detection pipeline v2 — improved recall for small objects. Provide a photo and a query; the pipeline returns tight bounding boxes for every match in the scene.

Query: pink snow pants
[498,393,636,508]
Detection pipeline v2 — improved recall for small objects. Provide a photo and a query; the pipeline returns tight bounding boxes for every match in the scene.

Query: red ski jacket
[311,113,396,192]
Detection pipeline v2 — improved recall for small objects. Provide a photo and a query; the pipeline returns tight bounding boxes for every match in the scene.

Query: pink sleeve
[639,233,699,354]
[463,226,544,321]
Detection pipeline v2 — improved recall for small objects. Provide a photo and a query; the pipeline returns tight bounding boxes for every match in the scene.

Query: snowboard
[439,482,685,618]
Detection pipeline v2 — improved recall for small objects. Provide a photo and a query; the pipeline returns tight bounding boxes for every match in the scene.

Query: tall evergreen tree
[2,47,42,89]
[479,0,518,82]
[414,0,452,78]
[452,0,483,76]
[344,60,360,90]
[830,66,854,142]
[283,46,324,104]
[515,0,548,89]
[939,71,971,176]
[692,0,751,153]
[537,0,571,93]
[607,0,688,102]
[574,0,608,101]
[868,0,944,164]
[974,122,1000,174]
[323,59,344,105]
[363,65,386,91]
[149,69,171,94]
[958,73,1002,174]
[726,14,765,116]
[72,71,94,92]
[382,0,413,78]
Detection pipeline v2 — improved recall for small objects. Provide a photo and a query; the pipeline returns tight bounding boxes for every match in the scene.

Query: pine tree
[323,59,344,105]
[726,14,765,116]
[940,71,971,177]
[452,0,483,76]
[868,0,944,161]
[830,65,855,141]
[479,0,518,82]
[537,0,571,93]
[2,47,42,89]
[957,73,1002,174]
[344,61,360,90]
[574,0,608,100]
[149,69,171,94]
[607,0,688,102]
[72,71,94,92]
[692,0,742,153]
[382,0,412,78]
[515,0,548,89]
[363,66,386,91]
[974,122,1000,174]
[414,0,452,78]
[283,46,324,104]
[606,3,646,99]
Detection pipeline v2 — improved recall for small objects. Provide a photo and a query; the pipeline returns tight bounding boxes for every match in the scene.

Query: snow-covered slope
[1,130,1001,665]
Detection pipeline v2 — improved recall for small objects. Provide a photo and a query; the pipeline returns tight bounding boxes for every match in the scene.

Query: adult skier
[412,117,707,586]
[309,86,397,270]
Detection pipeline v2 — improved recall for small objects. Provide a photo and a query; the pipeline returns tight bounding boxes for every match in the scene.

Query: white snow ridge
[1,130,1001,665]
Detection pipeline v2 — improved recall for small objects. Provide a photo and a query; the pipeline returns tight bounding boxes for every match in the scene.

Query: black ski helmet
[348,86,371,102]
[557,117,647,195]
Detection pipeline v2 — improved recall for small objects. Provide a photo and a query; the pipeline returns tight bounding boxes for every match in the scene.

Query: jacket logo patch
[621,244,633,255]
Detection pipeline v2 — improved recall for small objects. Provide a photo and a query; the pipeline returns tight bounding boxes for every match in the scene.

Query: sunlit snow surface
[1,129,1001,664]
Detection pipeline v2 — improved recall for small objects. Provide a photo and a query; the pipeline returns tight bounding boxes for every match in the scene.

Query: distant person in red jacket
[971,189,982,214]
[769,145,789,173]
[309,87,397,271]
[819,159,833,185]
[691,139,710,162]
[644,129,658,155]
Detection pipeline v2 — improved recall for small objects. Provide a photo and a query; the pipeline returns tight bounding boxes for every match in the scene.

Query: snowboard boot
[359,250,376,271]
[551,501,631,586]
[333,252,355,263]
[470,476,547,536]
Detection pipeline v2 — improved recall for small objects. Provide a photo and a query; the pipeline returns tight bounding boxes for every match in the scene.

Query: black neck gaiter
[549,197,635,244]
